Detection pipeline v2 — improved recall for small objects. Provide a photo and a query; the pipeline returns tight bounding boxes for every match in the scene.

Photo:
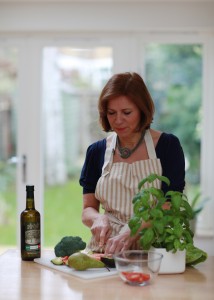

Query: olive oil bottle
[20,185,41,261]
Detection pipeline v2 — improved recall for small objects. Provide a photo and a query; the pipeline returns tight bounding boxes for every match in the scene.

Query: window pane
[144,44,202,197]
[42,47,113,246]
[0,47,18,249]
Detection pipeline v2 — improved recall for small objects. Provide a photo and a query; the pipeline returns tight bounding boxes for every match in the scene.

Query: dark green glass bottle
[20,185,41,261]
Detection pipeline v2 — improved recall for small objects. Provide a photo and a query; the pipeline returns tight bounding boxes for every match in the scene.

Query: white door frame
[1,31,213,248]
[16,37,44,246]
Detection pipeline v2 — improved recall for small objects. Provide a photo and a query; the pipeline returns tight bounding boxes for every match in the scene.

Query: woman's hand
[90,214,112,249]
[82,194,112,248]
[104,229,137,255]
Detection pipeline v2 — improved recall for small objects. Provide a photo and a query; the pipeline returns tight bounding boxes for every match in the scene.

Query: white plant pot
[150,247,186,274]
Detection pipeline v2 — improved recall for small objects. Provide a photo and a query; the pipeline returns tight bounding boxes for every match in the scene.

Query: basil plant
[129,173,194,252]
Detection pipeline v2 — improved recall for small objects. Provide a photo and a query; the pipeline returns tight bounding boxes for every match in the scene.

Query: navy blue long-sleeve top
[79,132,185,194]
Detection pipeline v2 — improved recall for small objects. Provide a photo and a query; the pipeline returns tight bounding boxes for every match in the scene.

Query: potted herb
[128,173,207,274]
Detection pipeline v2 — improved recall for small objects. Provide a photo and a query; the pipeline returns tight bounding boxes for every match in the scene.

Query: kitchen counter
[0,249,213,300]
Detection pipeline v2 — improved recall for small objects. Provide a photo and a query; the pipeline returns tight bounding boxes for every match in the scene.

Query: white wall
[0,2,214,33]
[0,1,214,242]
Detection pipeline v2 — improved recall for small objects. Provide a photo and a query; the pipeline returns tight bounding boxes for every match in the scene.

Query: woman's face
[107,95,141,138]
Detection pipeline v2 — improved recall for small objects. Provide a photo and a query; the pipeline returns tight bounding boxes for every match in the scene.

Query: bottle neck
[26,191,35,209]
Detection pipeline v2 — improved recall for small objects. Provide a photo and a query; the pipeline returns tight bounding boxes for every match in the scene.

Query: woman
[79,72,185,255]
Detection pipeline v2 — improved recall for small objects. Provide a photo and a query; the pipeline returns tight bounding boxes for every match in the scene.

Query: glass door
[0,46,18,249]
[0,40,44,252]
[42,46,113,246]
[143,43,203,232]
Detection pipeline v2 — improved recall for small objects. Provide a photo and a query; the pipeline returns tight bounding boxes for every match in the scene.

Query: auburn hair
[98,72,155,132]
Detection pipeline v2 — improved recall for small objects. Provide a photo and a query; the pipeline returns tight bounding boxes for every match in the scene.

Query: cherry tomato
[62,256,69,265]
[121,272,150,283]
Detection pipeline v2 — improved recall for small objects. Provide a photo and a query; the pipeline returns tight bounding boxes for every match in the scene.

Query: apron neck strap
[144,130,157,159]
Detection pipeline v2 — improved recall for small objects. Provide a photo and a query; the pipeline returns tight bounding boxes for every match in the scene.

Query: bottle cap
[26,185,34,191]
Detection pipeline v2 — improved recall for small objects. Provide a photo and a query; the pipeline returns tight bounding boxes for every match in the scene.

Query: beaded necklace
[116,131,146,159]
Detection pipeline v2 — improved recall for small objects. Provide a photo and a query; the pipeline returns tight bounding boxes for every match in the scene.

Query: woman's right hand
[90,214,112,249]
[82,194,112,249]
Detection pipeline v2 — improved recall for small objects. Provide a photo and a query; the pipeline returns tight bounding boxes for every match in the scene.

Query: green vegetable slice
[51,257,63,265]
[186,245,208,266]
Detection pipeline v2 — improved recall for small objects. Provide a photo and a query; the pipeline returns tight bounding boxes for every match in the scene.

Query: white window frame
[1,31,213,248]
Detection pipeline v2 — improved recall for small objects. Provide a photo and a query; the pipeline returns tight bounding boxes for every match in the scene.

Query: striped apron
[88,129,162,252]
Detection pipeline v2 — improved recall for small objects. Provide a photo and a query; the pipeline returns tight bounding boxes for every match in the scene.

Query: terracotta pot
[150,247,186,274]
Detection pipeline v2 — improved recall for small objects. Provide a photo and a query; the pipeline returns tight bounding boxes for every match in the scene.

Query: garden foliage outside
[145,44,202,185]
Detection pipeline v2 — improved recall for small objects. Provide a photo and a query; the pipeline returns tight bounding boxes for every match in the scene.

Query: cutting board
[34,250,118,280]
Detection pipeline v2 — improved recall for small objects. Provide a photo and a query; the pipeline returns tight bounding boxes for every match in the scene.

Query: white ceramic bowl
[114,250,163,286]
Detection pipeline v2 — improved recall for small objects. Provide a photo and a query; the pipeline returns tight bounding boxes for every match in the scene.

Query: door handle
[22,155,27,183]
[7,154,27,183]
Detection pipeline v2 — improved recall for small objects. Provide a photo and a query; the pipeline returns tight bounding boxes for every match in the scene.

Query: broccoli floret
[54,236,86,257]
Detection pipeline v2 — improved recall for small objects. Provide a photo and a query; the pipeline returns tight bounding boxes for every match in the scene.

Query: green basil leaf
[166,228,173,234]
[174,239,181,250]
[171,192,182,211]
[165,243,174,252]
[173,224,183,238]
[132,193,141,204]
[173,217,180,226]
[149,187,164,199]
[133,200,143,215]
[186,244,208,265]
[165,235,176,242]
[150,208,163,219]
[140,209,150,222]
[128,216,141,228]
[154,174,170,186]
[141,228,154,248]
[156,197,166,209]
[130,224,141,236]
[181,199,194,219]
[153,220,164,234]
[162,215,173,225]
[183,230,194,244]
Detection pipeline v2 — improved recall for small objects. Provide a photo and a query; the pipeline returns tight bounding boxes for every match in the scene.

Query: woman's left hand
[104,230,136,255]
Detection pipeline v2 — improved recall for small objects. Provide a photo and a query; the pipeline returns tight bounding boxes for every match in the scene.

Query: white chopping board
[34,250,118,280]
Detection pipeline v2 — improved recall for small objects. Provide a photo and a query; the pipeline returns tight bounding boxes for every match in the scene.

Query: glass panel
[144,44,202,199]
[42,47,113,247]
[0,47,18,250]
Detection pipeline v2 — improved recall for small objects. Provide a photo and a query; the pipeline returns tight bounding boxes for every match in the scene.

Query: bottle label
[25,222,40,251]
[25,245,40,251]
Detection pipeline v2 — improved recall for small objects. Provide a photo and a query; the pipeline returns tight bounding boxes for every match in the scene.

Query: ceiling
[0,0,213,2]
